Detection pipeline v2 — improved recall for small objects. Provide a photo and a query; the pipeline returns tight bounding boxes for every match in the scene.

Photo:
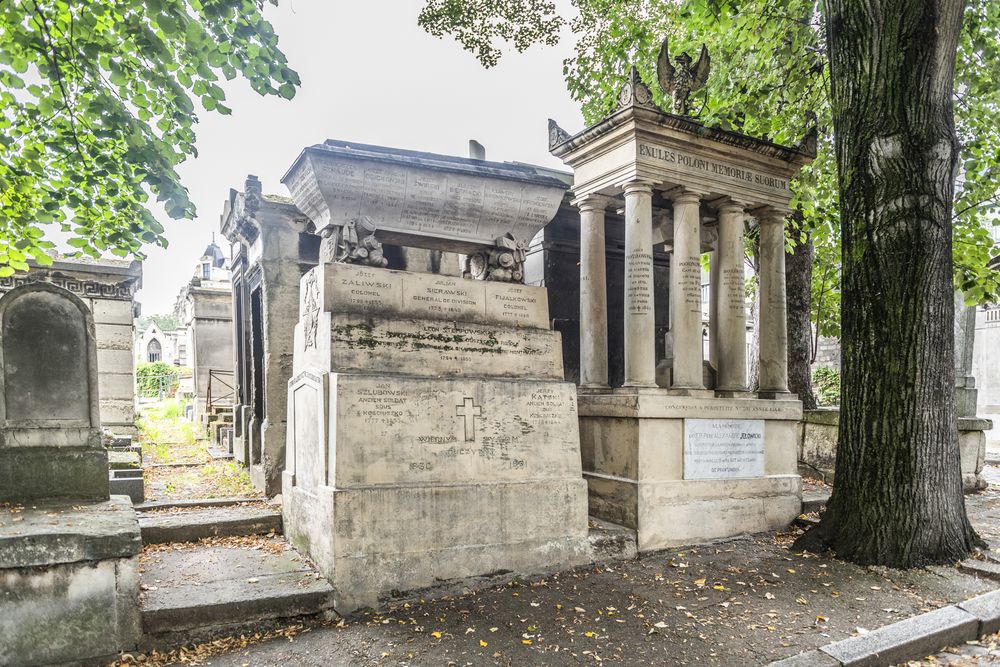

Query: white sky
[135,0,583,314]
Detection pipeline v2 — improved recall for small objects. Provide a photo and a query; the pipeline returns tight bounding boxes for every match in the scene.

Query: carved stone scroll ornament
[463,233,528,283]
[656,37,711,115]
[318,216,389,268]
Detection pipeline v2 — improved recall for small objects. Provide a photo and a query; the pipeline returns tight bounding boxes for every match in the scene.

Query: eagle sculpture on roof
[656,37,711,116]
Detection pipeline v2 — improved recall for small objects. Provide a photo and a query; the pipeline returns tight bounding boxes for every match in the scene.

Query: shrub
[812,366,841,407]
[136,362,179,398]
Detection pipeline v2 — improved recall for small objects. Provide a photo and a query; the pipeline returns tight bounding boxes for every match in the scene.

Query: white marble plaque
[683,418,765,480]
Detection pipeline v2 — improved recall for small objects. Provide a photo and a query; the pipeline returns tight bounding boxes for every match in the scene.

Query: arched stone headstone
[0,282,107,502]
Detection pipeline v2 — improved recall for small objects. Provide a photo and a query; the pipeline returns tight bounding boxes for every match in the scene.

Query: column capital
[751,206,790,223]
[669,189,704,206]
[572,193,612,211]
[716,199,750,216]
[622,180,655,196]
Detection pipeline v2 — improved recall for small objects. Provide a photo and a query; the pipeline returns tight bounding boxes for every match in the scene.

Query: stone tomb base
[579,389,803,552]
[0,496,141,666]
[284,372,589,612]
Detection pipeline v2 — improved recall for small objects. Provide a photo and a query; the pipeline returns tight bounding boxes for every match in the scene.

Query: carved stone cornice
[0,273,139,301]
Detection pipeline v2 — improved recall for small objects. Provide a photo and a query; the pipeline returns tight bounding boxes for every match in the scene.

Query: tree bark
[796,0,981,566]
[786,219,818,410]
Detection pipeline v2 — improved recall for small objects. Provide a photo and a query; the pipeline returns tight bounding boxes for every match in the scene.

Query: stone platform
[284,263,590,612]
[0,496,141,666]
[579,388,803,551]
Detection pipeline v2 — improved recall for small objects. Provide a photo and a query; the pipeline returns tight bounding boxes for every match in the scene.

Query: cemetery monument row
[281,141,590,611]
[548,41,815,550]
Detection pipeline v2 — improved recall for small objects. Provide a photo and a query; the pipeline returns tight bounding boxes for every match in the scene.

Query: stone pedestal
[283,263,589,611]
[0,497,141,667]
[579,389,802,551]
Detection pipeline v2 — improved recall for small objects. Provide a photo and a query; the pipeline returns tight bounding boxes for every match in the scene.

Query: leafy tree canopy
[420,0,1000,317]
[0,0,299,276]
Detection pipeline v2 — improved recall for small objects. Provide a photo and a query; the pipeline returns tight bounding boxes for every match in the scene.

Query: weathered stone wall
[797,408,987,491]
[973,305,1000,445]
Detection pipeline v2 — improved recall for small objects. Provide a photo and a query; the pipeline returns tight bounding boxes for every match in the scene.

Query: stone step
[135,496,261,511]
[958,558,1000,582]
[138,503,282,545]
[801,490,831,514]
[140,536,334,647]
[207,445,234,460]
[587,517,638,562]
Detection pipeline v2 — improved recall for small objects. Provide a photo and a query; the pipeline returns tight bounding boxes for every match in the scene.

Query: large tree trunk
[796,0,980,566]
[786,219,817,410]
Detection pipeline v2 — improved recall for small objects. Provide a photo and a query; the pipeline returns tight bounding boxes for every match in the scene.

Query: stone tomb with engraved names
[551,68,813,550]
[283,140,568,254]
[283,260,589,612]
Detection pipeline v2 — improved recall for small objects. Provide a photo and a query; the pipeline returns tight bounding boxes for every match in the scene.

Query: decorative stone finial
[616,66,658,111]
[548,118,571,150]
[656,37,711,115]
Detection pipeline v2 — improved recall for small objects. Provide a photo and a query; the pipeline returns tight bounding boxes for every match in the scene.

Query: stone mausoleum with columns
[550,69,814,551]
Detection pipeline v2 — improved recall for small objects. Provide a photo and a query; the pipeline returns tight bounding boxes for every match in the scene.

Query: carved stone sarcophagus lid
[281,140,569,255]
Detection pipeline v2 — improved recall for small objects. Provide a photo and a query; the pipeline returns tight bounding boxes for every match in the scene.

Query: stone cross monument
[281,141,589,611]
[550,64,815,550]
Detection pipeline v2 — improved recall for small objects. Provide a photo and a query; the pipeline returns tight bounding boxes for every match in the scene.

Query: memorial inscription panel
[638,143,790,196]
[328,314,564,381]
[683,418,765,480]
[331,375,580,487]
[319,263,550,329]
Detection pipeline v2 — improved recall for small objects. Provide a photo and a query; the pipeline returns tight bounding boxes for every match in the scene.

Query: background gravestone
[0,282,108,502]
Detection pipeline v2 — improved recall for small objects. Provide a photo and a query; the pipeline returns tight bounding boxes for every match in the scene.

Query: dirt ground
[114,472,1000,667]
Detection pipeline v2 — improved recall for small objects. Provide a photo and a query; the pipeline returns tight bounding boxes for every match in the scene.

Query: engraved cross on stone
[455,397,482,442]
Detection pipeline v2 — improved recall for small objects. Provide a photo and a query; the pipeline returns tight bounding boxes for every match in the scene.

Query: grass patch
[143,461,258,500]
[138,399,205,465]
[138,399,258,500]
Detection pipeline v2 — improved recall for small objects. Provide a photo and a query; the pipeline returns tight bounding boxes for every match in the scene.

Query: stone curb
[768,590,1000,667]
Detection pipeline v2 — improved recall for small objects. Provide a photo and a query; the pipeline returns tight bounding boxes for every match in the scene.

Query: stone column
[716,202,748,391]
[670,190,705,389]
[622,181,656,387]
[575,194,611,388]
[709,247,720,369]
[758,211,789,395]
